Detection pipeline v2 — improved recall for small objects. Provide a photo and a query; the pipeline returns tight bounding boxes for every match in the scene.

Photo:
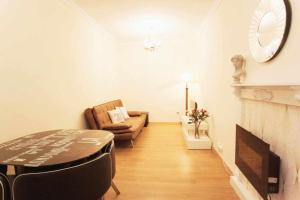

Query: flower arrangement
[189,108,209,138]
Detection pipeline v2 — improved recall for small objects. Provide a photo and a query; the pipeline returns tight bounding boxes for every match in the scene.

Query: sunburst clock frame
[249,0,292,63]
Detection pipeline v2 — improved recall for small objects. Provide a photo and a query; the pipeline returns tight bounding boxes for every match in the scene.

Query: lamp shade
[181,73,192,83]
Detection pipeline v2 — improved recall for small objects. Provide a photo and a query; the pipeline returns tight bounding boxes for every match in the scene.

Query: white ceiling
[73,0,214,41]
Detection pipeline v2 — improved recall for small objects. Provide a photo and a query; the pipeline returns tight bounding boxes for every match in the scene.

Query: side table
[181,115,212,150]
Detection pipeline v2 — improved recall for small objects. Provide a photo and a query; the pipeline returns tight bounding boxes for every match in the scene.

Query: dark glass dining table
[0,129,114,175]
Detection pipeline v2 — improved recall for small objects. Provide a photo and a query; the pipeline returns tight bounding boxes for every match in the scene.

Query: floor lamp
[185,82,188,115]
[181,73,192,116]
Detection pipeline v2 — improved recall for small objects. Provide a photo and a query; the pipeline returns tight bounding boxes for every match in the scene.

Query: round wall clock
[249,0,291,63]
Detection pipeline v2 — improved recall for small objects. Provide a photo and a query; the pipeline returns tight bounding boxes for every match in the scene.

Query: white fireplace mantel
[232,83,300,106]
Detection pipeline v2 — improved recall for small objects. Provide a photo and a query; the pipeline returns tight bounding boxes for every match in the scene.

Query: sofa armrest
[102,124,132,130]
[84,108,99,130]
[127,111,144,117]
[128,111,149,127]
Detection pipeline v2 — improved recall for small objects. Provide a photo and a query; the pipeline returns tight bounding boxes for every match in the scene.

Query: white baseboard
[230,176,258,200]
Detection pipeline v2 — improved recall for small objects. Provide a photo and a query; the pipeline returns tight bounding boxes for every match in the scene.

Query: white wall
[0,0,119,142]
[198,0,242,170]
[199,0,300,199]
[117,35,202,122]
[239,0,300,84]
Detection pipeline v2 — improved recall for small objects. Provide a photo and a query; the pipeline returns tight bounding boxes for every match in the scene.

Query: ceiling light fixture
[143,26,161,51]
[143,39,160,51]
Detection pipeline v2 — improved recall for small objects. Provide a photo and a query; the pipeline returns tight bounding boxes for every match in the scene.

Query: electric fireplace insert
[235,125,280,200]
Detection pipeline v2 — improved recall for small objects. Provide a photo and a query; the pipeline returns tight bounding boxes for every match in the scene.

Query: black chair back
[104,140,120,195]
[105,141,116,179]
[0,173,11,200]
[13,153,112,200]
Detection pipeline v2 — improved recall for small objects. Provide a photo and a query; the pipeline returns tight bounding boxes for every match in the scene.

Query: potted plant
[189,108,209,139]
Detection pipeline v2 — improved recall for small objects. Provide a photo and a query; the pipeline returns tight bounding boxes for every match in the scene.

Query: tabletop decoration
[189,108,209,139]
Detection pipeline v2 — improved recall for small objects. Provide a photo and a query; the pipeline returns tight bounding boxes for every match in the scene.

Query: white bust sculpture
[231,55,246,84]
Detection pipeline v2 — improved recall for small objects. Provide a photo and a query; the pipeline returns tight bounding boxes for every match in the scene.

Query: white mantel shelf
[232,83,300,106]
[232,83,300,88]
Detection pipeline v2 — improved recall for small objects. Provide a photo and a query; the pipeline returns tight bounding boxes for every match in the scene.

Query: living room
[0,0,299,200]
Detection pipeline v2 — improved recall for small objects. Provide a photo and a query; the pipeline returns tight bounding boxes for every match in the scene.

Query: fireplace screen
[238,139,263,179]
[235,125,270,200]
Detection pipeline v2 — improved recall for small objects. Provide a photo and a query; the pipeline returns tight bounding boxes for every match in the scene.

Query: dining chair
[0,173,11,200]
[12,153,112,200]
[0,166,7,175]
[104,140,120,195]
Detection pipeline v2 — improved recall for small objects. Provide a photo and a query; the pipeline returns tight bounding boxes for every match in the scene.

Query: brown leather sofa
[84,100,148,144]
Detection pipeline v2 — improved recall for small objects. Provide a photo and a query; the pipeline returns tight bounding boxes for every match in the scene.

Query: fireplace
[235,124,280,200]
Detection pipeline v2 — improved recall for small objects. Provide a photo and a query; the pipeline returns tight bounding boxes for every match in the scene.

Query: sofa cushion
[102,123,132,130]
[116,107,130,119]
[92,106,111,129]
[92,100,124,129]
[111,129,134,134]
[124,114,147,132]
[107,109,125,124]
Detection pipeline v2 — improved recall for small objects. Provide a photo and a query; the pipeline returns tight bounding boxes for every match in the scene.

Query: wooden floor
[105,123,239,200]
